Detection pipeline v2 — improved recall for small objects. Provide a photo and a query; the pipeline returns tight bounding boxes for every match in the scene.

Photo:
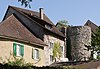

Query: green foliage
[17,0,32,8]
[0,64,68,69]
[53,42,62,61]
[6,55,32,66]
[66,67,81,69]
[91,26,100,59]
[0,63,84,69]
[97,55,100,59]
[57,20,69,26]
[56,20,69,30]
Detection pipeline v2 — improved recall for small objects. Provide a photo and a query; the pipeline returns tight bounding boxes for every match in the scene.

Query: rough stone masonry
[67,26,91,61]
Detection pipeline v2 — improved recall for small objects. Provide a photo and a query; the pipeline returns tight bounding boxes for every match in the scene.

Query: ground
[74,60,100,69]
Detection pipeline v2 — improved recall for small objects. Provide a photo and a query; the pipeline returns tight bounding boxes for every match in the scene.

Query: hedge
[0,63,66,69]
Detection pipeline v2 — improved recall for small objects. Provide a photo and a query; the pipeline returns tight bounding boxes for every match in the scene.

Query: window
[60,46,64,57]
[32,49,39,60]
[45,24,52,30]
[13,43,24,57]
[50,55,53,62]
[60,46,63,53]
[50,42,54,49]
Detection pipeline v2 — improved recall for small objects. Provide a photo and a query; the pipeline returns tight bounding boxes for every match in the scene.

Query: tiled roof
[9,6,54,25]
[84,20,98,32]
[0,14,47,46]
[8,6,65,38]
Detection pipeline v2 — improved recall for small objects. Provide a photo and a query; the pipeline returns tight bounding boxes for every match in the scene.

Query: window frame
[60,45,65,58]
[49,42,54,49]
[60,46,64,53]
[13,43,24,57]
[32,48,39,60]
[50,55,53,62]
[45,24,52,30]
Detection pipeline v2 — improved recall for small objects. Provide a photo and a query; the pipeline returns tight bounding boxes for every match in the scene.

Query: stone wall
[44,34,65,65]
[67,26,91,61]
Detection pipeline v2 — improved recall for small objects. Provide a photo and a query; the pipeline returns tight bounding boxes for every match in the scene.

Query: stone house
[0,6,66,66]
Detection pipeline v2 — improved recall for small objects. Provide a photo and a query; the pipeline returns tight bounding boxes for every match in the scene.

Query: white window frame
[50,55,53,62]
[49,42,54,49]
[32,49,39,60]
[60,46,64,58]
[13,43,24,57]
[16,44,22,56]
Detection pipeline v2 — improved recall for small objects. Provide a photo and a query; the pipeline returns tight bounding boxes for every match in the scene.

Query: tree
[88,26,100,60]
[56,20,69,35]
[17,0,32,8]
[57,20,68,25]
[53,42,62,62]
[56,20,69,29]
[92,26,100,59]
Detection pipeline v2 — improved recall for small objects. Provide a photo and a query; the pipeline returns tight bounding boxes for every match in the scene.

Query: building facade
[0,6,66,66]
[0,40,45,66]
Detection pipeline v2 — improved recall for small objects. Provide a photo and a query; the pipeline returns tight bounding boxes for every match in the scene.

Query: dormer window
[33,15,39,18]
[45,24,52,30]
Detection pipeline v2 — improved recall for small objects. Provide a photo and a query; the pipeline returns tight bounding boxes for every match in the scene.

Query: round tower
[67,26,91,61]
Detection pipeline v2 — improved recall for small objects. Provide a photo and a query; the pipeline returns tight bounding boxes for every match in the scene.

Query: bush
[0,63,83,69]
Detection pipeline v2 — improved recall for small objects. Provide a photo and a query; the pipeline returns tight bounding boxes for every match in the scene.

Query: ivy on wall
[53,42,62,62]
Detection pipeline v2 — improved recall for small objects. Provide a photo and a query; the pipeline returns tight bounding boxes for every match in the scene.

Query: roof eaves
[0,35,47,47]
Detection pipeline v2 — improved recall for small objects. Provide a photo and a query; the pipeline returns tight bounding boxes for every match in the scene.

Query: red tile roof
[0,14,47,46]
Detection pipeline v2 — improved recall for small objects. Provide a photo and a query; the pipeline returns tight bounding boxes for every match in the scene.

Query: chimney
[39,8,44,20]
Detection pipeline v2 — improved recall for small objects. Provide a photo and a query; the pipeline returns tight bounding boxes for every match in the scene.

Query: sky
[0,0,100,26]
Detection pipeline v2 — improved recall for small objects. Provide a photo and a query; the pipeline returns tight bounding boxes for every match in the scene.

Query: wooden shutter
[13,43,16,56]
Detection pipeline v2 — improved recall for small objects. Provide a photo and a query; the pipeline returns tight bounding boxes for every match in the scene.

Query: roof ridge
[9,5,54,25]
[9,5,38,13]
[85,20,98,27]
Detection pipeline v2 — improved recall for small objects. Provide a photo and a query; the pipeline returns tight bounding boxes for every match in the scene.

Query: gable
[3,6,45,40]
[84,20,98,32]
[0,14,46,47]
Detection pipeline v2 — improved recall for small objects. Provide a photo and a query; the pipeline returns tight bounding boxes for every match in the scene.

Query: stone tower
[67,26,91,61]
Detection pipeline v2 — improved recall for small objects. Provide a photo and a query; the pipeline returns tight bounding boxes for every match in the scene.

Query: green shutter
[13,43,16,56]
[21,45,24,57]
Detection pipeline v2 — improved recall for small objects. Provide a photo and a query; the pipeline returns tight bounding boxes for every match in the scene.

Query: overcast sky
[0,0,100,26]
